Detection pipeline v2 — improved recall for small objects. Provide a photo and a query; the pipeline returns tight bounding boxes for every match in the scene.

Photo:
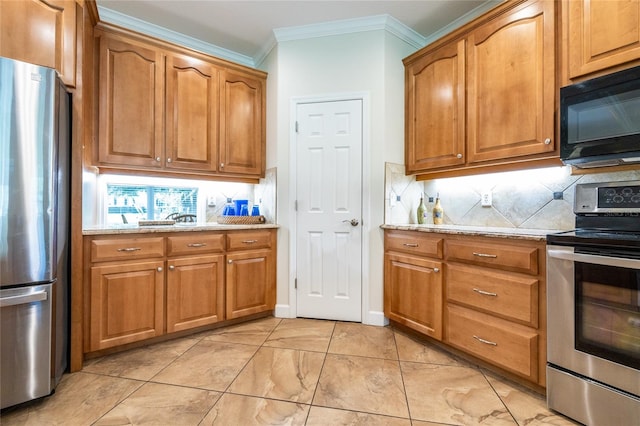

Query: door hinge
[294,200,298,211]
[295,278,297,289]
[295,121,299,133]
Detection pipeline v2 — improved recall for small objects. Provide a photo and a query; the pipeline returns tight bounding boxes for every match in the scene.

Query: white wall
[259,30,415,324]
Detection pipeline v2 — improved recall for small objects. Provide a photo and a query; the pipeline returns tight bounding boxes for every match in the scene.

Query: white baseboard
[364,310,389,326]
[274,304,294,318]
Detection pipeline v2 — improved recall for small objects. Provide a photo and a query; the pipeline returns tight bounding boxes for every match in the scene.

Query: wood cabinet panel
[226,248,275,319]
[568,0,640,79]
[166,254,224,332]
[405,39,466,173]
[165,54,219,172]
[90,237,165,262]
[219,70,265,176]
[467,0,555,163]
[90,260,164,351]
[97,35,164,167]
[384,230,443,258]
[447,263,539,327]
[447,304,538,382]
[0,0,76,86]
[166,233,225,256]
[384,252,443,339]
[446,240,539,275]
[226,230,273,251]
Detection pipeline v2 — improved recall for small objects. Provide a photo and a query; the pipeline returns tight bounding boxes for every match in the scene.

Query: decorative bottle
[417,196,427,224]
[433,194,444,225]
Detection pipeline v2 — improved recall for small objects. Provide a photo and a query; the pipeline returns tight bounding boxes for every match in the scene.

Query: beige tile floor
[1,317,580,425]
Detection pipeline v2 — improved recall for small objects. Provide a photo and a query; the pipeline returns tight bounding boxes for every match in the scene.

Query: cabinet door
[568,0,640,79]
[166,255,224,333]
[467,0,555,163]
[90,260,164,351]
[165,54,219,172]
[98,35,164,167]
[405,39,466,173]
[226,249,275,319]
[219,70,265,176]
[0,0,76,86]
[384,253,443,340]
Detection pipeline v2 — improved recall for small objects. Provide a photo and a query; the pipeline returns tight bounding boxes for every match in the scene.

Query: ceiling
[96,1,500,66]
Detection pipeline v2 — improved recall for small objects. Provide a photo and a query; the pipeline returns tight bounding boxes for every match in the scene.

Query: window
[106,183,198,225]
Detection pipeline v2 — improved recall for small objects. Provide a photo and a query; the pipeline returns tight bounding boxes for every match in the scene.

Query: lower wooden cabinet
[447,304,539,382]
[383,229,547,388]
[84,229,276,353]
[226,249,275,319]
[90,260,165,351]
[166,254,225,333]
[384,252,443,340]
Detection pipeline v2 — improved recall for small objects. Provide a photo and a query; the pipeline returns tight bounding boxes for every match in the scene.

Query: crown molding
[97,6,256,68]
[272,14,425,49]
[423,0,501,45]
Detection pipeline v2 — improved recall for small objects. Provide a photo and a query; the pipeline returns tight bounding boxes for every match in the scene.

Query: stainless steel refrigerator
[0,57,70,409]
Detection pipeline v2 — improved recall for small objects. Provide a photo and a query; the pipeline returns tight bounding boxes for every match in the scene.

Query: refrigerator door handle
[0,290,48,307]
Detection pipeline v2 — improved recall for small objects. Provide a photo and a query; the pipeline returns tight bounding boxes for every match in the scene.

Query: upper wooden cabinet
[566,0,640,81]
[467,0,555,164]
[166,53,219,172]
[404,0,558,177]
[219,70,266,177]
[405,40,466,174]
[97,34,164,168]
[0,0,77,86]
[94,26,267,180]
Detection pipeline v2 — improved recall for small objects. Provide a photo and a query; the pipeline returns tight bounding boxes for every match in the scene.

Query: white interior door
[295,99,362,322]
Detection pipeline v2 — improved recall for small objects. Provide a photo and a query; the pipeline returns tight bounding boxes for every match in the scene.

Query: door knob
[342,219,359,226]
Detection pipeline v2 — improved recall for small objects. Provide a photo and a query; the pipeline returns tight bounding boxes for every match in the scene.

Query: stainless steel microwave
[560,65,640,168]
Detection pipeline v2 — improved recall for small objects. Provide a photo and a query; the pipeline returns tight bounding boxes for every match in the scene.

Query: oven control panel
[575,180,640,214]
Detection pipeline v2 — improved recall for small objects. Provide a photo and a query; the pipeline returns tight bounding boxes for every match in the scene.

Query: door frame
[288,92,372,323]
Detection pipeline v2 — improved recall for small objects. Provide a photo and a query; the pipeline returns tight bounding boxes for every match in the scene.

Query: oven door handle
[547,246,640,269]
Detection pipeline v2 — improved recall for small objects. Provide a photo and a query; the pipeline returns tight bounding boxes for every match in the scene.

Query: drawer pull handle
[403,243,419,248]
[187,243,207,248]
[473,252,497,258]
[473,288,497,297]
[473,335,497,346]
[117,247,141,252]
[242,240,258,244]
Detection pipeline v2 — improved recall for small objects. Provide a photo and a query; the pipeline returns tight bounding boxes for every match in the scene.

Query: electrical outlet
[481,191,492,207]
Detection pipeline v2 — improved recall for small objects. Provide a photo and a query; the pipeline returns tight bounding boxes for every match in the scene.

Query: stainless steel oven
[546,181,640,425]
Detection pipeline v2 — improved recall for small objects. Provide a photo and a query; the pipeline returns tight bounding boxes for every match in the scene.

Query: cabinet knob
[169,265,175,271]
[167,158,172,163]
[228,259,233,264]
[544,138,551,145]
[157,267,163,272]
[155,156,161,162]
[456,153,463,159]
[220,163,225,168]
[433,267,440,273]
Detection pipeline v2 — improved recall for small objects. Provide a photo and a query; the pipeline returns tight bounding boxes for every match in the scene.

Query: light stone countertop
[83,223,280,236]
[380,223,564,241]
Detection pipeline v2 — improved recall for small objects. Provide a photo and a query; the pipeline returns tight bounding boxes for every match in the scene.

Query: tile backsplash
[384,163,640,231]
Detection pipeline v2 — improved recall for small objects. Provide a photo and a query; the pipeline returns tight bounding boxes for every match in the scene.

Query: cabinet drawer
[167,233,224,256]
[447,264,538,327]
[90,237,165,262]
[446,240,538,274]
[226,231,272,251]
[385,231,443,258]
[446,305,538,381]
